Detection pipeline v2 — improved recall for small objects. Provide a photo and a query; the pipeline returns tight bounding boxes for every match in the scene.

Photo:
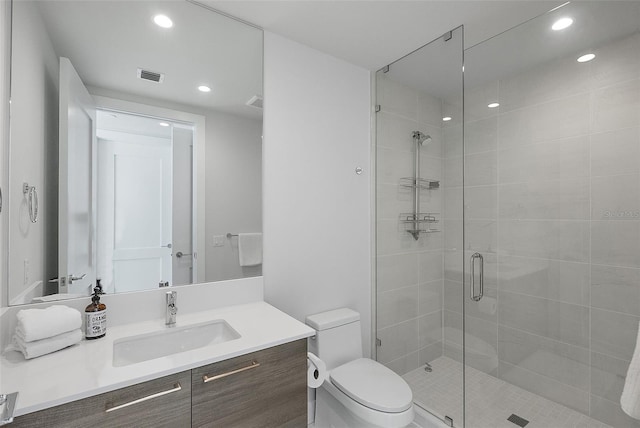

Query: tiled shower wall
[375,74,446,375]
[442,32,640,427]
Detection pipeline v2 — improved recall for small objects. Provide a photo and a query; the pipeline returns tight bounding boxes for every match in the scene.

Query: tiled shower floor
[403,356,612,428]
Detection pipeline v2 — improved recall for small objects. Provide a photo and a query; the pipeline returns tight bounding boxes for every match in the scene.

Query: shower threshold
[403,356,612,428]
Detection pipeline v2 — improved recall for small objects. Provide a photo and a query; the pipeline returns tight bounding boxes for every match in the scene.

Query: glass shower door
[374,26,464,427]
[463,2,640,427]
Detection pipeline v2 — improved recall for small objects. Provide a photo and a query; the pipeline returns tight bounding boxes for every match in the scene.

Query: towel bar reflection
[22,182,38,223]
[226,233,238,238]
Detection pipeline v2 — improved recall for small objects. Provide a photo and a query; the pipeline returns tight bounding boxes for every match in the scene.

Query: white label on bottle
[85,310,107,338]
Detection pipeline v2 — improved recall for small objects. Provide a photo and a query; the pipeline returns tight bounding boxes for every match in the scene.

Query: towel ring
[23,182,38,223]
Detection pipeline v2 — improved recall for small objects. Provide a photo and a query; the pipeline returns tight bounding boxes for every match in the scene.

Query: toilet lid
[330,358,413,413]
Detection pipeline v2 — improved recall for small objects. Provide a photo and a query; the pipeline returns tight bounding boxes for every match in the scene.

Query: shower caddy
[400,131,440,240]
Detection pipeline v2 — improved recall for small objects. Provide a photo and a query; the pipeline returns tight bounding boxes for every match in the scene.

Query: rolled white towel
[622,321,640,419]
[11,329,82,360]
[15,305,82,342]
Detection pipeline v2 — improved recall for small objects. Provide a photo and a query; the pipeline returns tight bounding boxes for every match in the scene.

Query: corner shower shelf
[400,213,441,239]
[400,213,440,224]
[399,177,440,190]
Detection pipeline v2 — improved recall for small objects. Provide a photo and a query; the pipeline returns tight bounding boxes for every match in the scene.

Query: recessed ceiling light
[552,17,573,31]
[153,14,173,29]
[442,116,452,122]
[488,102,500,108]
[577,53,595,63]
[159,122,170,127]
[198,85,211,93]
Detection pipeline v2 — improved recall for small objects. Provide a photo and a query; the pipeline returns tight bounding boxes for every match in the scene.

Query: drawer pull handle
[203,361,260,383]
[105,383,182,413]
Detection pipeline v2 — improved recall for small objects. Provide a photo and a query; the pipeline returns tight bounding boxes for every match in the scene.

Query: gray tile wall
[376,74,445,375]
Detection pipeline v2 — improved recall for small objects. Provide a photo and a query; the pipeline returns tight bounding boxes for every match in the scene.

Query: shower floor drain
[507,414,529,427]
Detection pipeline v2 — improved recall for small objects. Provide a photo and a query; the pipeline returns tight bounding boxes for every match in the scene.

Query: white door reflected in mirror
[98,117,173,293]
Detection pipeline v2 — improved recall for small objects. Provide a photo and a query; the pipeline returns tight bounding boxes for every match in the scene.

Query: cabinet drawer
[192,339,307,428]
[12,370,191,428]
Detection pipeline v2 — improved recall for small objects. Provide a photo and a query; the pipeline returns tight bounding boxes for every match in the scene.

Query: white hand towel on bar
[238,233,262,267]
[621,320,640,419]
[11,329,82,360]
[15,305,82,342]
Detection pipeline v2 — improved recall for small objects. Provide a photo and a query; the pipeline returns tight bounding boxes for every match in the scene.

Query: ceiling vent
[246,95,263,109]
[137,68,164,83]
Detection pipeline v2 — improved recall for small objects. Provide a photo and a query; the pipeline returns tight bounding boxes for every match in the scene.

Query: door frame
[93,95,206,283]
[58,57,97,295]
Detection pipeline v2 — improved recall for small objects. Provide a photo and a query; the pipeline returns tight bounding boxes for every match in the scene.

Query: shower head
[413,131,432,145]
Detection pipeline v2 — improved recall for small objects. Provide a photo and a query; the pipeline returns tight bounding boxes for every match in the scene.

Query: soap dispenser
[85,280,107,340]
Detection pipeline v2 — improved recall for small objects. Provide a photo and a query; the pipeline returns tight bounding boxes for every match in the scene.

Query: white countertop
[1,301,315,417]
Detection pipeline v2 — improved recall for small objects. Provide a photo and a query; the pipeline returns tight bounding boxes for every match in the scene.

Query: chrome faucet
[166,291,177,326]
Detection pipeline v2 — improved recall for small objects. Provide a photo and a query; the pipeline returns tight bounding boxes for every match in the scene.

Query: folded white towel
[15,305,82,342]
[238,233,262,267]
[11,329,82,360]
[621,321,640,419]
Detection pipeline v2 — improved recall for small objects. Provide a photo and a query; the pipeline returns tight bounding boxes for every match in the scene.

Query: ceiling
[383,1,640,99]
[33,1,263,119]
[28,0,640,117]
[200,0,564,71]
[97,110,176,139]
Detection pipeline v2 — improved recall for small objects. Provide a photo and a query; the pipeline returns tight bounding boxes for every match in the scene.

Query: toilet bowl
[306,308,414,428]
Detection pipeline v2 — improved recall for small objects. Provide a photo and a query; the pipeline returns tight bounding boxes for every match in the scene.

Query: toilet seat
[330,358,413,413]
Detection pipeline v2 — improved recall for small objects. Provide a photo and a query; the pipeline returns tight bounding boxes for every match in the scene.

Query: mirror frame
[1,0,13,308]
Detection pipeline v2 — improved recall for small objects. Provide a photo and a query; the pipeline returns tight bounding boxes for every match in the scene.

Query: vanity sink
[112,320,240,367]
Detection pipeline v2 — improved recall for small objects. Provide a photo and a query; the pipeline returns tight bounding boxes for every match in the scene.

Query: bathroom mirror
[7,0,263,305]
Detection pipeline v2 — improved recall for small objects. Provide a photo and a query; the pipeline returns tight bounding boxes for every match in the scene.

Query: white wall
[263,32,372,353]
[205,112,262,282]
[8,1,59,304]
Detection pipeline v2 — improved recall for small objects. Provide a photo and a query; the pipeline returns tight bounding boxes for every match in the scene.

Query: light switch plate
[212,235,225,247]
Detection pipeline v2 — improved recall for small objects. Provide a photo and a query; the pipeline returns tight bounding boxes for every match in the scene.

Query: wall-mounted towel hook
[22,182,38,223]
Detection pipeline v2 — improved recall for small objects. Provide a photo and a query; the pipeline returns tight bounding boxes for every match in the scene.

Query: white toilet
[306,308,414,428]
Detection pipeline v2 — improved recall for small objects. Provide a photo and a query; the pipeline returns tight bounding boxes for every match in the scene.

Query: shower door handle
[470,252,484,302]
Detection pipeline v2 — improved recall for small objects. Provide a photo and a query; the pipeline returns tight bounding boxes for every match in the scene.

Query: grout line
[436,169,640,190]
[444,278,640,320]
[377,307,443,331]
[485,75,639,117]
[495,77,502,384]
[588,64,594,418]
[377,107,443,128]
[376,249,444,257]
[377,278,444,296]
[498,360,590,396]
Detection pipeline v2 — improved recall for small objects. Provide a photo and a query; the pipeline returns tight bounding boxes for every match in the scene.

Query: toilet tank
[306,308,363,371]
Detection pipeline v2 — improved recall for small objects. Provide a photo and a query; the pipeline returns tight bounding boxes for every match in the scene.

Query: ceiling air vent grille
[246,95,263,109]
[137,68,164,83]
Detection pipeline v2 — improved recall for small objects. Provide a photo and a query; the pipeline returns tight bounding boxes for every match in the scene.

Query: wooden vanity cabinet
[11,370,191,428]
[191,339,307,428]
[11,339,307,428]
